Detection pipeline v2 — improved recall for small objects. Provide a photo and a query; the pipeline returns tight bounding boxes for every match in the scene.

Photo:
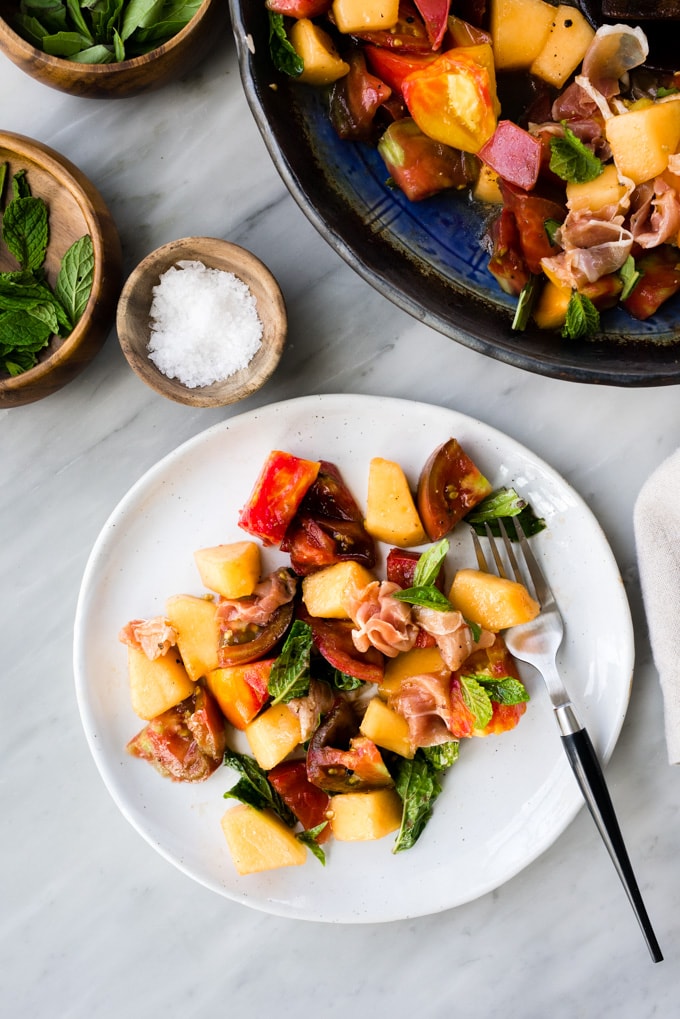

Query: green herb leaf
[466,487,526,523]
[413,539,449,588]
[2,195,49,270]
[619,254,642,302]
[268,619,312,704]
[544,218,561,245]
[458,674,493,730]
[656,86,679,98]
[549,125,603,184]
[392,754,443,853]
[420,741,460,772]
[512,274,539,332]
[12,169,31,199]
[268,11,303,78]
[55,234,94,326]
[223,749,297,826]
[298,824,328,864]
[474,673,530,705]
[391,585,452,611]
[329,670,364,692]
[562,290,600,340]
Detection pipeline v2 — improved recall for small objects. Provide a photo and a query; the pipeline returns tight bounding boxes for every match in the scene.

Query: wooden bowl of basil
[0,132,122,408]
[0,0,227,99]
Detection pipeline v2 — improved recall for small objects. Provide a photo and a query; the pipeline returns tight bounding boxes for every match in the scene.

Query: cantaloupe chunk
[245,703,302,769]
[379,645,449,697]
[330,788,403,841]
[193,541,261,599]
[533,278,572,330]
[165,594,220,682]
[529,6,594,88]
[290,19,350,86]
[364,457,427,547]
[127,645,195,720]
[302,560,375,619]
[221,804,307,874]
[605,99,680,185]
[332,0,399,34]
[489,0,555,70]
[566,163,628,213]
[205,659,273,729]
[359,697,414,759]
[449,568,540,631]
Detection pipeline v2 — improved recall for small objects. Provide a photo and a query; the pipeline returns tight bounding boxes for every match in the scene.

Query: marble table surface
[2,20,679,1019]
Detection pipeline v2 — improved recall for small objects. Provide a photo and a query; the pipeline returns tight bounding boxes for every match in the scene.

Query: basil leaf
[549,125,603,184]
[562,290,600,340]
[42,30,95,56]
[619,254,641,302]
[223,749,296,826]
[268,619,312,704]
[466,487,526,523]
[413,539,448,588]
[2,196,49,270]
[268,11,303,78]
[512,274,539,332]
[391,585,452,611]
[420,741,459,771]
[55,234,94,326]
[298,824,328,865]
[392,754,442,853]
[474,673,530,705]
[458,674,493,730]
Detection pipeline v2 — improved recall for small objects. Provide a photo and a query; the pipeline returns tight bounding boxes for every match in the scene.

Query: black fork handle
[559,720,663,963]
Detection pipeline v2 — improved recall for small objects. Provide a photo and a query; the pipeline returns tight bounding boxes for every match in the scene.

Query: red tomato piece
[268,760,332,841]
[623,246,680,320]
[238,450,320,545]
[330,50,391,142]
[402,45,498,154]
[265,0,330,15]
[364,45,436,96]
[478,120,542,191]
[447,677,476,738]
[412,0,450,48]
[500,182,565,275]
[206,658,273,729]
[126,689,226,782]
[353,1,433,53]
[486,207,531,297]
[301,608,385,683]
[457,635,528,736]
[377,117,477,201]
[417,437,492,541]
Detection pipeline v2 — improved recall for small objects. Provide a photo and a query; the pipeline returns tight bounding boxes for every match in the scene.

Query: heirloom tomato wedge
[417,438,492,541]
[238,450,320,545]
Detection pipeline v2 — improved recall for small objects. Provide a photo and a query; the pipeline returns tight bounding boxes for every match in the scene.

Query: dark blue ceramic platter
[228,0,680,385]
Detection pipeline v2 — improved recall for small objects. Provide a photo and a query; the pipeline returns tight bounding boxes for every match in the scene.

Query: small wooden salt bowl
[116,238,288,408]
[0,132,122,408]
[0,0,227,99]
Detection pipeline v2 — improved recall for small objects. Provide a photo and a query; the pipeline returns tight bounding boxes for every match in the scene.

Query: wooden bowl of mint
[0,0,227,99]
[0,132,122,408]
[116,237,288,408]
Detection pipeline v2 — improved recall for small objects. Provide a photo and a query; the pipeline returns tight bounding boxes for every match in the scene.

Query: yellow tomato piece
[402,46,499,154]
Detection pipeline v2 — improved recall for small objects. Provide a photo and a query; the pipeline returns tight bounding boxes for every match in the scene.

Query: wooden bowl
[0,0,227,98]
[0,132,122,408]
[116,237,287,408]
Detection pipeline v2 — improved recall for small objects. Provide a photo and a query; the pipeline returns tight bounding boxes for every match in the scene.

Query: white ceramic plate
[73,394,634,922]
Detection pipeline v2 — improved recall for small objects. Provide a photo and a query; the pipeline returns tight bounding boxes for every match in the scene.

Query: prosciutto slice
[542,208,634,288]
[216,568,297,627]
[347,580,418,658]
[119,617,178,660]
[390,672,458,747]
[581,25,649,99]
[414,607,495,671]
[630,178,680,249]
[287,679,335,742]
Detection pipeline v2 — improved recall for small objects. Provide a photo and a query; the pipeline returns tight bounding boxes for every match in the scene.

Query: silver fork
[471,518,663,963]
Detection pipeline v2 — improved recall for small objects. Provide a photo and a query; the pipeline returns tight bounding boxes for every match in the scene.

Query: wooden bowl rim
[0,131,119,397]
[0,0,215,76]
[116,236,287,408]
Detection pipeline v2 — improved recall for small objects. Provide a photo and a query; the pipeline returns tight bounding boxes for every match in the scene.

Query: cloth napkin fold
[634,447,680,765]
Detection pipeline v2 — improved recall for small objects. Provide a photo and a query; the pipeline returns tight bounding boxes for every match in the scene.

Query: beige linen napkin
[634,448,680,765]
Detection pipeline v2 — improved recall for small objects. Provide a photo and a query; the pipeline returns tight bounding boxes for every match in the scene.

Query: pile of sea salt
[147,260,263,388]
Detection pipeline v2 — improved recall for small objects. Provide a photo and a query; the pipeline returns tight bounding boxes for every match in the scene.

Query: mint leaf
[268,11,303,78]
[298,824,328,864]
[12,169,31,199]
[2,195,49,270]
[512,274,539,332]
[268,619,312,704]
[55,234,94,326]
[475,673,530,705]
[466,487,526,522]
[413,539,449,588]
[549,125,603,184]
[392,754,443,853]
[420,741,460,771]
[619,255,641,302]
[459,674,493,729]
[391,585,452,611]
[223,749,296,826]
[562,291,600,340]
[544,218,561,245]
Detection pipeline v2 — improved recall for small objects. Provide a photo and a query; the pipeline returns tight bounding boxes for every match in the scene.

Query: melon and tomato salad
[120,440,546,876]
[266,0,680,338]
